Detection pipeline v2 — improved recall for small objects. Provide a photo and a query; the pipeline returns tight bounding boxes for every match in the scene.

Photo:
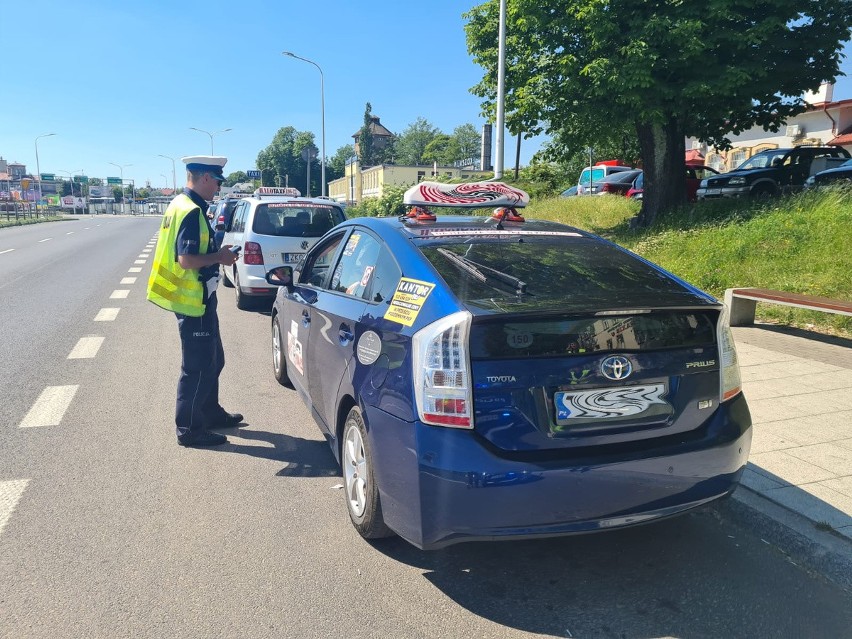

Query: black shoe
[178,431,228,447]
[208,412,244,429]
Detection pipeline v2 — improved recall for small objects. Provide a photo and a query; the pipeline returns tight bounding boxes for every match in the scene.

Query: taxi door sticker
[384,278,435,327]
[342,233,361,256]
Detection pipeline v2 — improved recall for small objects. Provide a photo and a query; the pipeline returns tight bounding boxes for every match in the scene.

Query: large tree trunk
[635,118,687,228]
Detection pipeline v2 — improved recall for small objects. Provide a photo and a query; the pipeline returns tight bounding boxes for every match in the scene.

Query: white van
[221,187,346,309]
[577,163,635,195]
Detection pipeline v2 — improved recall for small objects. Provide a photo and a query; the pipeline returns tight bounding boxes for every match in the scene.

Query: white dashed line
[66,231,75,235]
[128,267,142,273]
[38,238,52,243]
[137,254,148,259]
[0,479,29,539]
[68,336,105,359]
[19,385,79,428]
[133,260,146,265]
[120,277,137,285]
[83,227,90,230]
[110,290,129,299]
[94,308,120,321]
[0,249,14,255]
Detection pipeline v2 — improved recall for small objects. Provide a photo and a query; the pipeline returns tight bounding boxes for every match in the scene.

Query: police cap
[182,155,227,182]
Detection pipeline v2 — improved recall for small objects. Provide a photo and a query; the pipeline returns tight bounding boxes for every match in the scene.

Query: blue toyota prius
[266,182,752,550]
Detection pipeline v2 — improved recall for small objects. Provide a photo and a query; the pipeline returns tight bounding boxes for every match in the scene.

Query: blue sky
[1,0,850,189]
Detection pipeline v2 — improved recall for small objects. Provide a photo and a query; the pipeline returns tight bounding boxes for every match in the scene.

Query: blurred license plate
[705,188,721,195]
[282,253,304,263]
[554,384,668,422]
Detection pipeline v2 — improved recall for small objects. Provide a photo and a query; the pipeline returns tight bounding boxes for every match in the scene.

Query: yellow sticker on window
[384,278,436,327]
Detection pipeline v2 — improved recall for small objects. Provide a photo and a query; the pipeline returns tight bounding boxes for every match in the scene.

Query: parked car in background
[560,185,578,197]
[625,165,720,202]
[584,169,643,196]
[577,162,635,195]
[221,186,346,309]
[264,180,751,550]
[696,145,850,200]
[804,158,852,188]
[212,189,253,245]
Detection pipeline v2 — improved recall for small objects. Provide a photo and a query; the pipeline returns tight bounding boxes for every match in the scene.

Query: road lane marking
[110,289,129,299]
[0,479,29,539]
[128,267,142,273]
[19,385,79,427]
[133,260,146,264]
[137,254,148,258]
[94,308,120,321]
[66,232,75,235]
[38,238,52,243]
[84,227,90,230]
[120,277,137,284]
[68,336,105,359]
[0,249,14,255]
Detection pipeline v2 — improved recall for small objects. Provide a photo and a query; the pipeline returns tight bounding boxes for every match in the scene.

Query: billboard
[88,186,113,198]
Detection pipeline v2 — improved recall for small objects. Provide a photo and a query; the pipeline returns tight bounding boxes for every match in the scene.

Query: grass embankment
[526,187,852,337]
[0,214,66,229]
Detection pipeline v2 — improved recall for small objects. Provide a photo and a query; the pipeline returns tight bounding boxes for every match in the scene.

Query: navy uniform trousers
[175,292,228,439]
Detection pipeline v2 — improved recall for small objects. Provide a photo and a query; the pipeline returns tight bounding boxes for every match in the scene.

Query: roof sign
[254,186,301,198]
[403,181,530,208]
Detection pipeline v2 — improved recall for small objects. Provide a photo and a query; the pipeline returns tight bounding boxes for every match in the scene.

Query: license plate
[554,384,669,423]
[282,252,304,263]
[705,188,721,195]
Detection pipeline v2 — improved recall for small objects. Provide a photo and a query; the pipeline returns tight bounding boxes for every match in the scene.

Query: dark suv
[696,145,850,200]
[212,192,252,245]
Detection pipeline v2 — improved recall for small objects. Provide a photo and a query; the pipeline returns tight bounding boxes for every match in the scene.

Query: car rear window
[419,238,708,313]
[252,203,345,237]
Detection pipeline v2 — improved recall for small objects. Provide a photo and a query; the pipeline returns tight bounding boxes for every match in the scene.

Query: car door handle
[338,325,354,345]
[302,310,310,327]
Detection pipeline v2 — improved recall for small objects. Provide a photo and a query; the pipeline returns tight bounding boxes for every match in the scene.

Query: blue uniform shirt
[175,188,219,298]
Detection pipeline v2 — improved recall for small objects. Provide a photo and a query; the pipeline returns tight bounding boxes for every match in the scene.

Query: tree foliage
[465,0,852,226]
[224,171,248,187]
[394,117,441,165]
[256,126,320,195]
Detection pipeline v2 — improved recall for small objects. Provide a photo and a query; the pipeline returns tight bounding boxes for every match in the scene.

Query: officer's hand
[217,245,239,266]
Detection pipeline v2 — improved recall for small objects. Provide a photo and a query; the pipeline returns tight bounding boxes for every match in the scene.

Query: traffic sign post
[40,174,55,182]
[247,170,261,179]
[73,175,88,184]
[107,177,122,185]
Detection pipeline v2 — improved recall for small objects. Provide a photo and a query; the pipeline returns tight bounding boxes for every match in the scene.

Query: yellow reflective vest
[146,193,211,317]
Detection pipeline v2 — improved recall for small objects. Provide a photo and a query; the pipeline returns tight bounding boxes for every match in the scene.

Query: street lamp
[108,162,132,214]
[158,154,177,191]
[282,51,326,196]
[189,127,232,155]
[57,169,83,215]
[34,133,56,206]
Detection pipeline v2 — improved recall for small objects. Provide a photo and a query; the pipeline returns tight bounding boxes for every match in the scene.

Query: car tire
[234,269,251,310]
[751,184,775,199]
[271,313,292,387]
[221,265,234,288]
[341,407,393,540]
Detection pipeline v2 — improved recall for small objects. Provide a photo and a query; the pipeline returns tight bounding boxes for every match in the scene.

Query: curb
[715,486,852,593]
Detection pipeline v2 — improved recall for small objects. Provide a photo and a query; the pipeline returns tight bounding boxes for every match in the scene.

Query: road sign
[107,177,122,185]
[40,173,55,181]
[247,170,261,179]
[74,175,88,183]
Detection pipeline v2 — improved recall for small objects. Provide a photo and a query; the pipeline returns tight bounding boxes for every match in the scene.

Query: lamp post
[282,51,326,196]
[189,127,232,155]
[108,162,132,214]
[34,133,56,207]
[57,169,83,215]
[158,154,177,191]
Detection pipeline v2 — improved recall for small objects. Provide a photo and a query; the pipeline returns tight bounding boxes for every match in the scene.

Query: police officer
[146,156,242,447]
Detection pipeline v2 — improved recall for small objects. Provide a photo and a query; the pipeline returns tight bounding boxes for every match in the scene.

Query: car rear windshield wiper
[437,248,528,295]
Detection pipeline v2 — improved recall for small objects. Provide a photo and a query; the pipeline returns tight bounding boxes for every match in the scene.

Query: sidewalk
[732,325,852,541]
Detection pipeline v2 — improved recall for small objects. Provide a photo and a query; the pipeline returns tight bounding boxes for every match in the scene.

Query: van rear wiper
[437,248,528,295]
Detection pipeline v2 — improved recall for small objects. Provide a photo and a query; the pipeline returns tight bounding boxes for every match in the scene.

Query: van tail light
[717,305,742,402]
[412,311,473,429]
[243,241,264,265]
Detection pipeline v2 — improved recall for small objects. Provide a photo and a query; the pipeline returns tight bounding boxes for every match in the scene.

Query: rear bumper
[365,393,751,549]
[696,186,750,199]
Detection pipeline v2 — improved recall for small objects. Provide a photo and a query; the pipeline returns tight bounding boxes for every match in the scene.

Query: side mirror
[265,266,294,290]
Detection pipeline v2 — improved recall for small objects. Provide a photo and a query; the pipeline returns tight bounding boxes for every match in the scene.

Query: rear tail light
[717,305,742,402]
[600,183,612,193]
[412,311,473,429]
[243,241,264,266]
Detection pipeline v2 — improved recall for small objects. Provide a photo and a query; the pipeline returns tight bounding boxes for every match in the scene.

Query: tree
[329,144,355,182]
[357,102,376,167]
[394,118,440,165]
[422,134,454,165]
[466,0,852,227]
[224,171,248,187]
[448,124,481,164]
[256,126,319,195]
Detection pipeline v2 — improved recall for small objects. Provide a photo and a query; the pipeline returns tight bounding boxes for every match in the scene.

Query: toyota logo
[601,356,632,381]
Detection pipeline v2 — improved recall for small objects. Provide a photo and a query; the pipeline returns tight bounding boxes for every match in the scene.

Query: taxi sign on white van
[254,186,301,198]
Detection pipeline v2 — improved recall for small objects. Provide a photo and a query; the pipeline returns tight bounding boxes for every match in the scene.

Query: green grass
[526,187,852,337]
[0,213,66,229]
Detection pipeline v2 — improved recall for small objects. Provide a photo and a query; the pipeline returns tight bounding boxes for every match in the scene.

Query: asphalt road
[1,215,850,639]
